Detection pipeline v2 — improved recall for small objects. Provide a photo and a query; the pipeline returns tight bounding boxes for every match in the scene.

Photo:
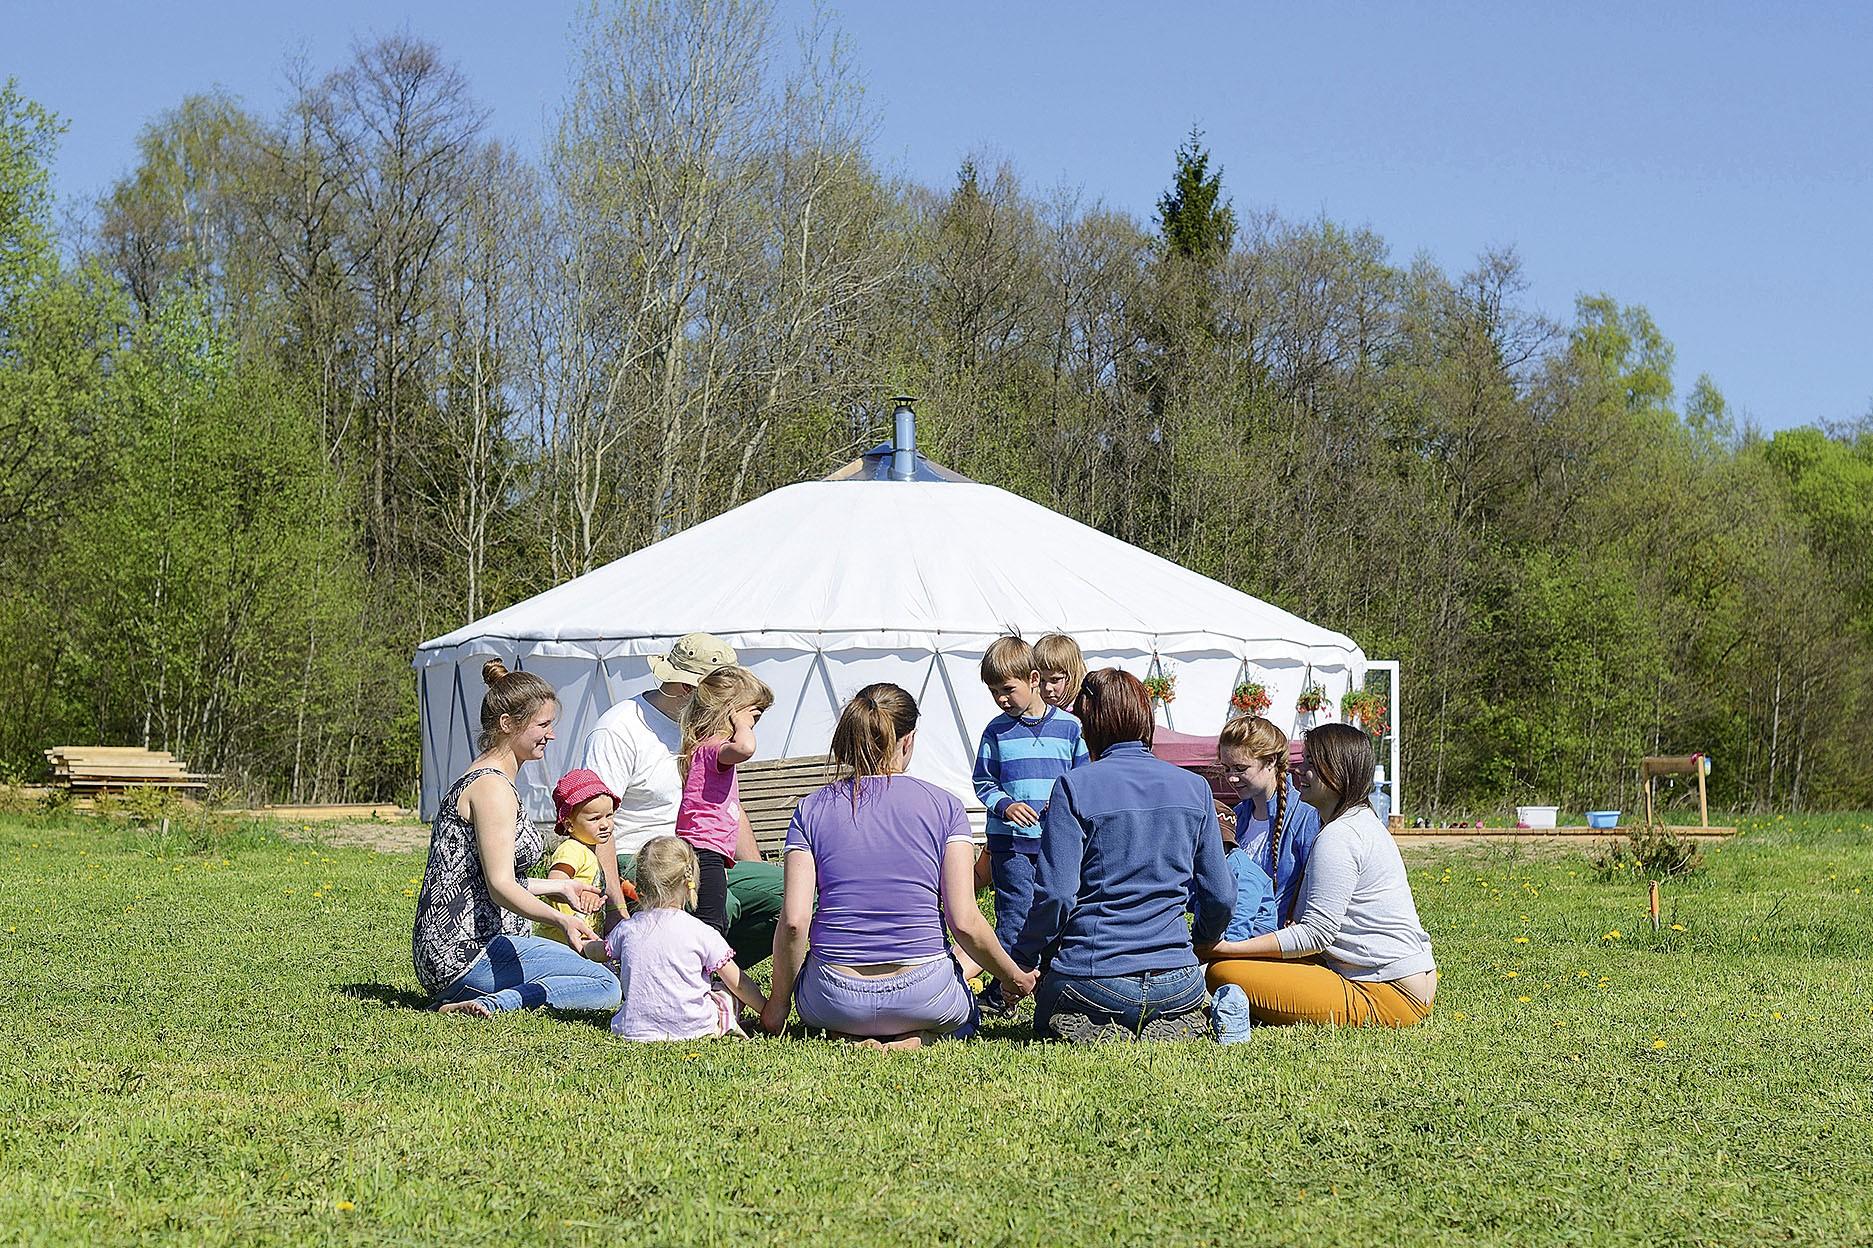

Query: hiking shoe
[1140,1005,1214,1042]
[1044,1011,1131,1044]
[1210,984,1252,1045]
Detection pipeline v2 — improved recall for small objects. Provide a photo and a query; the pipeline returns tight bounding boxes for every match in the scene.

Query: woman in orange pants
[1200,723,1436,1027]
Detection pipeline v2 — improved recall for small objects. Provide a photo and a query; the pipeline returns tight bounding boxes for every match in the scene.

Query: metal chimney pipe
[891,397,918,481]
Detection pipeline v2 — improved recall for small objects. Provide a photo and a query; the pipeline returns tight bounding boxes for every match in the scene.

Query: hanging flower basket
[1295,683,1330,715]
[1342,689,1389,737]
[1230,680,1272,717]
[1142,673,1177,705]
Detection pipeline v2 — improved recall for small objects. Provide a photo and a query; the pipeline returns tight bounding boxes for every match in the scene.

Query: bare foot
[439,999,493,1019]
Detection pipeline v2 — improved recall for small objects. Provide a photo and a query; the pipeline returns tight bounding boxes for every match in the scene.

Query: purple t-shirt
[784,775,974,965]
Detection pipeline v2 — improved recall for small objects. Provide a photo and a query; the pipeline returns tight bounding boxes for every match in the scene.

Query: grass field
[2,809,1870,1246]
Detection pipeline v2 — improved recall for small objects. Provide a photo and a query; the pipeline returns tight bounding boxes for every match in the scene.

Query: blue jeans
[990,849,1039,953]
[1033,964,1211,1043]
[441,935,622,1014]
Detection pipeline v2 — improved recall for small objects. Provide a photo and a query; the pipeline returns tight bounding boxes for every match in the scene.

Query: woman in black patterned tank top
[412,660,622,1017]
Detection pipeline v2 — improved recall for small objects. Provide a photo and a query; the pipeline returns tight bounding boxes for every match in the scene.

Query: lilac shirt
[604,907,733,1041]
[784,775,974,965]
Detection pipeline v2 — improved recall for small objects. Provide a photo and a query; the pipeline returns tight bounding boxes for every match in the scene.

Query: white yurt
[413,413,1368,823]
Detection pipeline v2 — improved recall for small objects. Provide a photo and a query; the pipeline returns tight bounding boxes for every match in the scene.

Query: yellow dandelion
[402,888,415,897]
[1771,1011,1783,1021]
[335,1200,355,1212]
[1449,1011,1466,1021]
[1513,936,1530,944]
[1670,923,1686,931]
[1651,1039,1667,1050]
[1516,995,1531,1003]
[1576,971,1590,979]
[1603,930,1621,941]
[1504,970,1519,979]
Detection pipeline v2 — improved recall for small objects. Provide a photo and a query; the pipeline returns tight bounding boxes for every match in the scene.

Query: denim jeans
[441,934,622,1014]
[1033,963,1211,1043]
[990,849,1039,953]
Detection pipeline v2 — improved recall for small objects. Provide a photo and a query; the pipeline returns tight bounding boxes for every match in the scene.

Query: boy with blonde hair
[972,635,1089,1015]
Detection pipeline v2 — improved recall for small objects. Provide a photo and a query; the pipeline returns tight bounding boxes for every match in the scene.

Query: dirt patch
[279,819,431,854]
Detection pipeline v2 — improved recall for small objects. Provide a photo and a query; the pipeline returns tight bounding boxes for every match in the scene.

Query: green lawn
[2,810,1870,1246]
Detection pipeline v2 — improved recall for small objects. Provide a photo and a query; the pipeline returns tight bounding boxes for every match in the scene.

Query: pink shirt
[675,738,743,859]
[604,907,734,1041]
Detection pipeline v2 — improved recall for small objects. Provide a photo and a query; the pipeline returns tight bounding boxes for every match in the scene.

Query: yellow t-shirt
[534,836,603,945]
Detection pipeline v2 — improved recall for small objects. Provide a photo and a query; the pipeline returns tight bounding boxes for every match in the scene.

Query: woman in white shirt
[1199,722,1437,1027]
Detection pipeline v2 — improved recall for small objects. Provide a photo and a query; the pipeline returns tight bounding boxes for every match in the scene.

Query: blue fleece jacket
[1012,740,1236,977]
[1232,778,1322,928]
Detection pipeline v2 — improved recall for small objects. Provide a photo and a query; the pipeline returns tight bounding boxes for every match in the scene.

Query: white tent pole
[1365,659,1402,819]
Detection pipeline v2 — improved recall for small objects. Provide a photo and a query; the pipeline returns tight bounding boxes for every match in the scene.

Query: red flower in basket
[1231,681,1272,716]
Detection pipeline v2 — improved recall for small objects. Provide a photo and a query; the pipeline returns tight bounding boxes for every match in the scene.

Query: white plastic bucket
[1516,805,1560,829]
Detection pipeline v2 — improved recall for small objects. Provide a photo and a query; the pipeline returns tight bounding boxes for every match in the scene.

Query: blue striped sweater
[974,707,1090,853]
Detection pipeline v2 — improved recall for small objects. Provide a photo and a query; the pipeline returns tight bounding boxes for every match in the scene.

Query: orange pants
[1204,958,1433,1027]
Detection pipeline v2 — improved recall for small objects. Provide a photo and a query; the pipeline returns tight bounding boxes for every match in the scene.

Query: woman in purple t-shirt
[760,684,1037,1049]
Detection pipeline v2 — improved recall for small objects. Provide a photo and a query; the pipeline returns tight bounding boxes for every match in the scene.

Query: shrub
[1592,824,1704,879]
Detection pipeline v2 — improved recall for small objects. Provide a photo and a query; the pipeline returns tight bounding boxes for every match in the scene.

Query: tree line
[2,0,1868,815]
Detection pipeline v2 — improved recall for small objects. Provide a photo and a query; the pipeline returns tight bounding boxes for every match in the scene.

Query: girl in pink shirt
[583,836,768,1040]
[675,665,774,936]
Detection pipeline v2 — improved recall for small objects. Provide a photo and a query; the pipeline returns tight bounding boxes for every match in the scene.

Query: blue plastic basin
[1585,810,1620,829]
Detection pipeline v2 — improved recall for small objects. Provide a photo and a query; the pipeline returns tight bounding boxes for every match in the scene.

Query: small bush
[1592,824,1704,879]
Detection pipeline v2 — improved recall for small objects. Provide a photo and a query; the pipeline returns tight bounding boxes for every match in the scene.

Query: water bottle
[1369,765,1391,823]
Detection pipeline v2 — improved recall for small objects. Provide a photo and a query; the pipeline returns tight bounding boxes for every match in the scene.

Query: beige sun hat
[648,633,738,686]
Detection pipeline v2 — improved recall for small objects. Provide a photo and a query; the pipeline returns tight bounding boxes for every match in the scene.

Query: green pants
[618,853,783,969]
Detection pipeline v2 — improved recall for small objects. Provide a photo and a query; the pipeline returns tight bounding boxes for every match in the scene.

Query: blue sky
[10,1,1869,432]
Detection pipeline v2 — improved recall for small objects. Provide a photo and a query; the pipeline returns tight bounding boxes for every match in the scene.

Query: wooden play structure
[1641,753,1711,829]
[44,746,214,796]
[1390,750,1732,847]
[737,754,832,855]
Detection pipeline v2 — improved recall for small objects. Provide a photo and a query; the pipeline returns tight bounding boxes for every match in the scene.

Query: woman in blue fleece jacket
[1011,668,1237,1042]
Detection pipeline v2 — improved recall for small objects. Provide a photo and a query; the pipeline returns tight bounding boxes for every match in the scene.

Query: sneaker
[975,980,1016,1019]
[1210,984,1252,1045]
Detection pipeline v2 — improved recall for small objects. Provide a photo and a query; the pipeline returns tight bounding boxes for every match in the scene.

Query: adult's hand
[758,999,789,1036]
[558,912,599,946]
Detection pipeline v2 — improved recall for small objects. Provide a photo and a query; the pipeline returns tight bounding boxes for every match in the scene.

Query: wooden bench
[739,755,834,856]
[45,746,215,794]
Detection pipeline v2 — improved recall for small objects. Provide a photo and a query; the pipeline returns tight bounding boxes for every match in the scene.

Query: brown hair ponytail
[830,683,920,809]
[1303,722,1377,826]
[478,659,557,751]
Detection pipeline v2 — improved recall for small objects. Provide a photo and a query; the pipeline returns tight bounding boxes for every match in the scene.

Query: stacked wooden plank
[739,755,833,855]
[44,746,214,794]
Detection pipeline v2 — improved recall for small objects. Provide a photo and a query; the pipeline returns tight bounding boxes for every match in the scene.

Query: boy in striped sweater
[972,635,1090,1015]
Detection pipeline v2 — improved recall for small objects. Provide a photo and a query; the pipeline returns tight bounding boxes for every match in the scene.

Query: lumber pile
[739,754,833,855]
[44,746,214,794]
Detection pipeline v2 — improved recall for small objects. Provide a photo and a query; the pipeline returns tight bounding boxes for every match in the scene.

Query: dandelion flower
[1449,1011,1466,1021]
[1516,995,1531,1003]
[1513,936,1530,944]
[1670,923,1686,931]
[1504,970,1519,979]
[1603,930,1621,941]
[335,1200,355,1212]
[1771,1011,1783,1021]
[1651,1039,1667,1051]
[1576,971,1590,978]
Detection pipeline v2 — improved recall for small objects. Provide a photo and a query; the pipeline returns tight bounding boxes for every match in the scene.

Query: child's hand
[1002,965,1040,1002]
[731,705,761,738]
[1004,802,1041,827]
[569,883,604,914]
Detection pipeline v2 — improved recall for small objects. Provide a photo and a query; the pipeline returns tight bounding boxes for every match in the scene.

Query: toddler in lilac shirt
[583,836,767,1040]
